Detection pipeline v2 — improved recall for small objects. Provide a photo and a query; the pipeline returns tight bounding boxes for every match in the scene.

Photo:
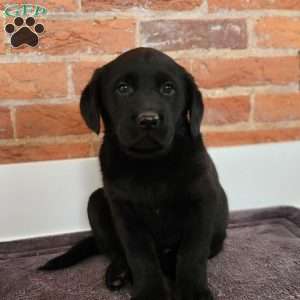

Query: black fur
[38,237,98,270]
[39,48,229,300]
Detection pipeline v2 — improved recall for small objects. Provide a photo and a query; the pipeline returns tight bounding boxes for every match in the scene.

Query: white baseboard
[0,141,299,242]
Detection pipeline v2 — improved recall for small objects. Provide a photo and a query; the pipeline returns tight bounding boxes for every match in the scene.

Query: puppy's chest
[131,182,187,247]
[140,204,183,248]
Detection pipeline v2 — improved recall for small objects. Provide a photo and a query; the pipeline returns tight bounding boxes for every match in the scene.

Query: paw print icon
[5,17,45,47]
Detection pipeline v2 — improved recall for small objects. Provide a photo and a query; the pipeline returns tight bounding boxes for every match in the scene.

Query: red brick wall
[0,0,300,164]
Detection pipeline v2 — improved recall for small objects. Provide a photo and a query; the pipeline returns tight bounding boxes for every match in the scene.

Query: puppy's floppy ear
[80,67,104,134]
[184,72,204,139]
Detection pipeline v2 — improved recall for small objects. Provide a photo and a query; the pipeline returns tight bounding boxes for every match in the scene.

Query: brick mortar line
[253,121,300,130]
[44,6,206,19]
[1,3,298,17]
[252,121,300,129]
[0,84,298,107]
[0,98,80,107]
[0,49,298,64]
[247,17,258,49]
[2,10,299,25]
[0,53,117,63]
[203,84,299,94]
[67,63,75,98]
[1,121,300,147]
[203,123,251,132]
[203,84,299,97]
[3,125,300,146]
[203,0,209,14]
[205,10,300,18]
[0,134,95,146]
[77,0,82,13]
[1,6,300,20]
[41,9,300,19]
[166,49,299,59]
[135,17,140,47]
[1,119,300,147]
[203,121,300,132]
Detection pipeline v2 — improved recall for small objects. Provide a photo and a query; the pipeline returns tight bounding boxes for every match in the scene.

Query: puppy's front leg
[110,199,171,300]
[176,190,216,300]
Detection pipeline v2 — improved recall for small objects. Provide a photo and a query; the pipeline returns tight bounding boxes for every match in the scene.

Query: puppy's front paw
[105,260,131,291]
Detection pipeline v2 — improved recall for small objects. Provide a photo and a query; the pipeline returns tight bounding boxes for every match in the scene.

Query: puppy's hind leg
[88,188,131,290]
[38,236,98,270]
[209,189,228,259]
[38,188,111,271]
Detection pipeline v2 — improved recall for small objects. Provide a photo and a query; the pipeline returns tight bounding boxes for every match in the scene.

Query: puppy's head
[80,47,203,159]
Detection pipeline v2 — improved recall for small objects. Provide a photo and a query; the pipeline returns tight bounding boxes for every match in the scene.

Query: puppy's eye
[116,82,133,96]
[160,82,175,96]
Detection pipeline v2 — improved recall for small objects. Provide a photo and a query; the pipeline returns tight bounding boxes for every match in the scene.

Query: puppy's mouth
[129,144,162,154]
[126,135,172,158]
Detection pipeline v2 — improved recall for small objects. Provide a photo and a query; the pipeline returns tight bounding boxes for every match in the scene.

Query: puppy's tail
[38,236,99,271]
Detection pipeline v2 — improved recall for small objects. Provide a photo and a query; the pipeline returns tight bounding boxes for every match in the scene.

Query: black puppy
[39,47,229,300]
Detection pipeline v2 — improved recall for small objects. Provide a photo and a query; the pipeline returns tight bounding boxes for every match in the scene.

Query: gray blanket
[1,206,300,299]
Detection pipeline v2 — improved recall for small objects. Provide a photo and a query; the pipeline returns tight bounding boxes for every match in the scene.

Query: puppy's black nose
[136,111,161,129]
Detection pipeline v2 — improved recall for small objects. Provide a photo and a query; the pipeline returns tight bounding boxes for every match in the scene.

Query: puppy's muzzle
[136,111,161,129]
